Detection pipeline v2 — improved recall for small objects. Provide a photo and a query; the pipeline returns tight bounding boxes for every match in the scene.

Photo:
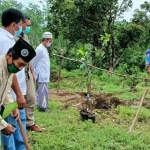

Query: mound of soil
[110,97,125,107]
[94,95,111,109]
[50,90,139,110]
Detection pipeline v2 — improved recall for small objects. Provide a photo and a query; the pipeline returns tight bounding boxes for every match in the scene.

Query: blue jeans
[1,109,26,150]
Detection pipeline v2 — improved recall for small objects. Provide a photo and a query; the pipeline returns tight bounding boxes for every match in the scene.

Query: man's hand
[11,109,20,120]
[16,95,26,109]
[148,66,150,74]
[12,75,26,109]
[30,64,36,83]
[1,124,14,135]
[32,74,36,83]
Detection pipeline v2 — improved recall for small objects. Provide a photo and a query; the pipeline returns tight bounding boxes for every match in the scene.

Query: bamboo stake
[53,54,149,80]
[145,75,148,87]
[17,118,30,150]
[122,74,126,88]
[129,89,148,133]
[57,50,63,94]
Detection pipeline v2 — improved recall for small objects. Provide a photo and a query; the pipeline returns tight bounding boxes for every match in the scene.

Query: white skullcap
[42,32,52,38]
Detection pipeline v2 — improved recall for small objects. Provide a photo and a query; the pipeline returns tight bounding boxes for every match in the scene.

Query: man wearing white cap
[32,32,52,112]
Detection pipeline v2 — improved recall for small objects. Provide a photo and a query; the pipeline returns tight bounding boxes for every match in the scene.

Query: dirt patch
[93,95,125,109]
[94,95,111,109]
[110,97,125,107]
[49,89,149,110]
[49,89,81,101]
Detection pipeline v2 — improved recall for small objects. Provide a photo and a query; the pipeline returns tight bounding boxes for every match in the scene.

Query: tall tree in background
[0,0,45,47]
[131,1,150,48]
[47,0,145,72]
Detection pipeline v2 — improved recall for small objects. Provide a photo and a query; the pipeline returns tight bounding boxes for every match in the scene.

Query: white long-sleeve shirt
[0,28,15,55]
[32,43,50,82]
[0,27,27,99]
[11,68,26,99]
[0,28,16,129]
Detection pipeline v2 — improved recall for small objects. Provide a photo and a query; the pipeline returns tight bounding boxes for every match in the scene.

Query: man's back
[0,27,15,55]
[14,33,30,44]
[0,55,14,105]
[146,49,150,66]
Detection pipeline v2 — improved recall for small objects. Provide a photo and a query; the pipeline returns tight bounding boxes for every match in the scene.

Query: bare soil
[49,89,150,110]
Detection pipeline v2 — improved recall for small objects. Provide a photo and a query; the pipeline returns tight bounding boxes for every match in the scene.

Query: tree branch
[113,48,127,68]
[83,17,105,33]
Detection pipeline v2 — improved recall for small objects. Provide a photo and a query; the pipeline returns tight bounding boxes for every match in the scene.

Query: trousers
[24,71,36,127]
[36,80,49,110]
[1,109,26,150]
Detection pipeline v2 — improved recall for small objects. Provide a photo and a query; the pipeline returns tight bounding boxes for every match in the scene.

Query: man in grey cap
[32,32,52,112]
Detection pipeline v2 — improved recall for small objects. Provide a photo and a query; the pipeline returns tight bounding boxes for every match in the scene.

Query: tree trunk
[66,39,69,55]
[87,74,92,95]
[109,63,113,76]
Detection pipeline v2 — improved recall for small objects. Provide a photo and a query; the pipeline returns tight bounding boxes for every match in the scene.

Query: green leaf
[2,102,18,119]
[105,33,111,38]
[100,36,104,41]
[80,63,86,70]
[77,49,85,56]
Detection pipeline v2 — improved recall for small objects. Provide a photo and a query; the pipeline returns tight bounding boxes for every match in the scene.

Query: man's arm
[0,40,13,55]
[148,66,150,74]
[0,70,9,131]
[0,69,15,134]
[145,50,150,74]
[30,63,35,82]
[11,74,26,109]
[31,48,42,69]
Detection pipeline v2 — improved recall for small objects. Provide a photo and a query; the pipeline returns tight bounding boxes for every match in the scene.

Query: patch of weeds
[29,101,150,150]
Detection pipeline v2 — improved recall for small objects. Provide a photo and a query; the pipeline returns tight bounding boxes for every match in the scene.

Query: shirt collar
[0,27,14,39]
[41,43,47,50]
[1,55,11,75]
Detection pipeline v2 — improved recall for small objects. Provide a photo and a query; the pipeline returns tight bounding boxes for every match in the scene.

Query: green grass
[28,69,150,149]
[50,69,150,100]
[29,101,150,150]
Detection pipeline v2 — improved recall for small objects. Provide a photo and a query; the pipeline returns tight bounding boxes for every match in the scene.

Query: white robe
[31,43,50,83]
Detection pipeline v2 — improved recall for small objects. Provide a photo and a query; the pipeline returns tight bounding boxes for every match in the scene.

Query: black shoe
[39,108,52,113]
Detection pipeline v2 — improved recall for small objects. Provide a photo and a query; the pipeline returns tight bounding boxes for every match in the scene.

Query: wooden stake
[122,74,126,88]
[18,118,30,150]
[57,49,63,94]
[53,54,149,80]
[145,75,148,87]
[129,89,148,133]
[87,57,92,95]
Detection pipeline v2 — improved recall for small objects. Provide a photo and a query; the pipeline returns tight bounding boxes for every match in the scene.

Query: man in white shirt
[0,9,26,108]
[32,32,52,112]
[0,8,28,150]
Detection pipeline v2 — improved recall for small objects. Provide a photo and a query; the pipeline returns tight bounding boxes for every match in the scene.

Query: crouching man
[0,38,36,150]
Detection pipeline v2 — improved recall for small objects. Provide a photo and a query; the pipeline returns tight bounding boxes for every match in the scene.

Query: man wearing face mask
[0,8,26,109]
[32,32,52,112]
[16,16,31,43]
[15,16,42,132]
[0,8,28,150]
[0,39,36,150]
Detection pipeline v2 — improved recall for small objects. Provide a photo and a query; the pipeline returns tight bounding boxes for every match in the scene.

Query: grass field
[29,100,150,150]
[28,69,150,150]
